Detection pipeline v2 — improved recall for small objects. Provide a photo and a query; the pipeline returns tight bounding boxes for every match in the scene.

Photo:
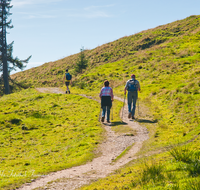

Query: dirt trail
[18,88,149,190]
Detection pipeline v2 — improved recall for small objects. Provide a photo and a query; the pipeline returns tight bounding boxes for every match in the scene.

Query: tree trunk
[1,0,10,94]
[3,46,10,94]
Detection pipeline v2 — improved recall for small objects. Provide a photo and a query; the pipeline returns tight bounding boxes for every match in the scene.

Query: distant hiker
[99,80,114,123]
[63,69,72,94]
[124,74,141,119]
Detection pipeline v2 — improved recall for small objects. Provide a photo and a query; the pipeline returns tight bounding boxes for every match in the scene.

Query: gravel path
[17,87,149,190]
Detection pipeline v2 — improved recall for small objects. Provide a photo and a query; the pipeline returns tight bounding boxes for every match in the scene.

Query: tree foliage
[74,47,88,73]
[0,0,31,95]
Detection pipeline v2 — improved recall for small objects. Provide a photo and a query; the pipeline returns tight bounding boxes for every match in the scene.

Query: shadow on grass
[136,119,158,124]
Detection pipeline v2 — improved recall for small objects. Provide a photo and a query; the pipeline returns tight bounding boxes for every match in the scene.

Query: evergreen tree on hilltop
[75,47,88,73]
[0,0,31,95]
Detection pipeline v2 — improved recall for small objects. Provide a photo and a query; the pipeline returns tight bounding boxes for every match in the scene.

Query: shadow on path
[136,119,158,124]
[110,121,128,126]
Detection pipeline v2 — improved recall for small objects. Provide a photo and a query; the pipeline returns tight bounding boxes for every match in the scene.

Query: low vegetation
[0,88,123,190]
[80,140,200,189]
[0,89,103,189]
[1,15,199,189]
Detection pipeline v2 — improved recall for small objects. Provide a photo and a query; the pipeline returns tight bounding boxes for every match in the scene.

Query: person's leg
[65,82,69,93]
[131,92,138,118]
[101,106,106,122]
[106,106,111,122]
[127,92,132,118]
[67,85,70,93]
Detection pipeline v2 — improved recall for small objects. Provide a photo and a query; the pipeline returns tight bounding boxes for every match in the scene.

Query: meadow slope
[2,15,200,189]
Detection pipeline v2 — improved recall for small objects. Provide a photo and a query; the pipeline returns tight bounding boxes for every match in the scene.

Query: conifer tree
[0,0,31,94]
[75,47,88,73]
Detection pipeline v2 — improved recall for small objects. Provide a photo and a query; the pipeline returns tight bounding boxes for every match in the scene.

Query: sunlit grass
[7,15,200,189]
[0,89,103,189]
[112,144,134,163]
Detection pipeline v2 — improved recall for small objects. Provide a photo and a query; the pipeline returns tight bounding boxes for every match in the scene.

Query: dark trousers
[101,96,112,121]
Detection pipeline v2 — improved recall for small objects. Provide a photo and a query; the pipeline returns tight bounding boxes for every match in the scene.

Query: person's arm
[63,75,65,84]
[110,88,114,101]
[124,87,127,95]
[138,81,141,92]
[124,80,128,95]
[99,88,102,99]
[70,75,72,85]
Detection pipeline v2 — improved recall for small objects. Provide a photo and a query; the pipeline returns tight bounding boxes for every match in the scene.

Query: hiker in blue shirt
[63,69,72,94]
[124,74,141,119]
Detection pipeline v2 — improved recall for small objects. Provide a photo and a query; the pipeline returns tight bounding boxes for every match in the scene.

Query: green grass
[6,15,200,189]
[112,144,134,163]
[0,89,103,189]
[80,144,200,189]
[75,16,200,189]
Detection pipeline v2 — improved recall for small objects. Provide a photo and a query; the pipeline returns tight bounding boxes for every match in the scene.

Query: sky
[8,0,200,74]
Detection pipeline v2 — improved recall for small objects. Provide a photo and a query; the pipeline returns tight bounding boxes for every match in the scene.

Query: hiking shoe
[66,91,68,94]
[128,112,132,119]
[68,91,70,94]
[107,120,110,123]
[132,116,135,120]
[101,116,105,122]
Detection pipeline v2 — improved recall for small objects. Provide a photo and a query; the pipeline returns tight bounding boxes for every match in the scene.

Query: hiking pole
[138,97,140,116]
[111,103,113,121]
[111,81,114,121]
[99,106,101,122]
[121,94,126,121]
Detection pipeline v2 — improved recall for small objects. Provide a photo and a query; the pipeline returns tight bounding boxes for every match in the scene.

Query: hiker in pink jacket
[99,80,114,123]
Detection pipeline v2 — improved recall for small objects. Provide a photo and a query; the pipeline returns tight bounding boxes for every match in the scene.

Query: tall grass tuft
[140,161,165,185]
[171,183,180,190]
[186,158,200,177]
[170,146,200,177]
[184,179,200,190]
[170,146,195,163]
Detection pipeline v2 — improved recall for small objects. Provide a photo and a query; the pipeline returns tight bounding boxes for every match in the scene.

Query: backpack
[127,79,137,91]
[65,73,72,80]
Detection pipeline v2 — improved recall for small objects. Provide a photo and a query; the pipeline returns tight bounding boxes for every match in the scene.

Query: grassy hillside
[3,15,200,189]
[0,89,103,189]
[12,15,200,89]
[0,88,124,190]
[12,15,199,148]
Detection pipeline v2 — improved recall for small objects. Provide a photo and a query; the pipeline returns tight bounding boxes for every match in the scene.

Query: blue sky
[9,0,200,74]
